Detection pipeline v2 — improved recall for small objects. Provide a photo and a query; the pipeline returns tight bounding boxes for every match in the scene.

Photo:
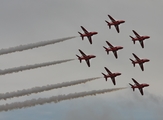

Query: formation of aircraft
[130,30,150,48]
[76,49,96,67]
[103,41,123,59]
[101,67,121,85]
[129,78,149,95]
[105,15,125,33]
[77,14,150,95]
[130,53,150,71]
[78,26,98,44]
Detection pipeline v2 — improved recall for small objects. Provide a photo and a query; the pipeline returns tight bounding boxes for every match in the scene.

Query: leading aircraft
[76,49,96,67]
[102,67,121,85]
[105,15,125,33]
[103,41,123,59]
[130,30,150,48]
[129,78,149,95]
[78,26,98,44]
[130,53,150,71]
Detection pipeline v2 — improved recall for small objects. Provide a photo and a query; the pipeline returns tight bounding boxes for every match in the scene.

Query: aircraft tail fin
[103,46,109,54]
[76,55,82,63]
[78,32,84,40]
[102,73,107,81]
[105,20,111,29]
[129,83,135,91]
[130,36,135,44]
[130,59,135,67]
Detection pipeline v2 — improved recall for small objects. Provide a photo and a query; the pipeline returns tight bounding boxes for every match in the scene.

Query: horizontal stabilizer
[76,55,82,63]
[102,73,107,81]
[129,83,135,91]
[130,59,135,67]
[105,20,111,29]
[103,46,109,54]
[78,32,84,40]
[130,36,135,44]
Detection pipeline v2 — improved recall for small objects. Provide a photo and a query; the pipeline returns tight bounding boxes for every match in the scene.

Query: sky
[0,0,163,119]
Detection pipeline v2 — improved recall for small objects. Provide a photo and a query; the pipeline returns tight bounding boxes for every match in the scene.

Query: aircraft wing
[115,25,120,33]
[139,41,144,48]
[138,88,144,95]
[108,15,116,22]
[81,26,88,34]
[139,63,144,71]
[132,53,140,60]
[104,67,112,74]
[87,36,92,44]
[111,77,116,85]
[85,59,90,67]
[132,78,140,85]
[133,30,140,38]
[79,49,86,56]
[106,41,113,48]
[113,51,118,59]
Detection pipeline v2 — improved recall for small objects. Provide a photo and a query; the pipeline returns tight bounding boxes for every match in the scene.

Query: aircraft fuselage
[110,20,125,26]
[133,36,150,41]
[107,46,123,51]
[132,84,149,89]
[82,32,98,37]
[80,55,96,60]
[134,59,150,64]
[105,73,121,78]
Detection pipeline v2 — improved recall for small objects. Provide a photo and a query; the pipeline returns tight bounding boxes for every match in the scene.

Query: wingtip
[108,14,111,17]
[132,78,136,81]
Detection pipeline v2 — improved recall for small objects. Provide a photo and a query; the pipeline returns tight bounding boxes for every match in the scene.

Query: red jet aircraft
[105,15,125,33]
[76,49,96,67]
[130,53,150,71]
[103,41,123,59]
[78,26,98,44]
[102,67,121,85]
[129,78,149,95]
[130,30,150,48]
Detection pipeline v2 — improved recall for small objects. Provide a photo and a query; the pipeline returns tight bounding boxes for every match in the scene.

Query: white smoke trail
[0,77,101,100]
[0,87,126,112]
[0,36,76,55]
[0,59,74,75]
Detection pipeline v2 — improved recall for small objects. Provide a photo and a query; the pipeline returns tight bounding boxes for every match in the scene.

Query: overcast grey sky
[0,0,163,119]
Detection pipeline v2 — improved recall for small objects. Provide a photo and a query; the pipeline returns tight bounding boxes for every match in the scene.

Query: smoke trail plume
[0,36,76,55]
[0,59,74,75]
[0,87,126,112]
[0,77,101,100]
